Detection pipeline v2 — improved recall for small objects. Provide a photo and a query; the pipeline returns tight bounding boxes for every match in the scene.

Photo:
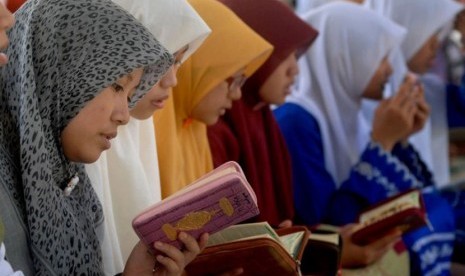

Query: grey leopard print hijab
[0,0,173,274]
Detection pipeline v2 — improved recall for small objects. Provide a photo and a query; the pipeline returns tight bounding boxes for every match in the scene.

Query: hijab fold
[0,0,172,274]
[156,0,272,197]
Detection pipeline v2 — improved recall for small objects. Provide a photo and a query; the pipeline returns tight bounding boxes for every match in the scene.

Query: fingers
[154,241,185,273]
[154,254,182,275]
[179,232,204,263]
[197,232,209,251]
[367,228,402,252]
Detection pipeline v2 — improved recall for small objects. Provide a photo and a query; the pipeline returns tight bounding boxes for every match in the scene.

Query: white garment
[365,0,463,61]
[0,244,23,276]
[287,2,406,185]
[295,0,342,15]
[112,0,210,62]
[362,0,463,187]
[412,74,450,187]
[86,0,211,274]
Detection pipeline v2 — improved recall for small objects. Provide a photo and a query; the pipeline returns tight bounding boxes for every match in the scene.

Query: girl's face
[362,56,393,100]
[407,34,440,74]
[191,68,245,125]
[0,2,14,66]
[130,46,188,120]
[258,52,299,105]
[61,68,144,163]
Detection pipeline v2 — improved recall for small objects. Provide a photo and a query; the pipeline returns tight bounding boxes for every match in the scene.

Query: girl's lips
[101,134,115,150]
[151,98,167,109]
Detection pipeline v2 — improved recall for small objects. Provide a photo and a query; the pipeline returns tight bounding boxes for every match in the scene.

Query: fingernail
[179,232,187,240]
[154,242,163,249]
[156,255,164,262]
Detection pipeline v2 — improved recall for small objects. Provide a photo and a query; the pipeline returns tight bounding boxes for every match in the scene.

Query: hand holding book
[185,222,310,276]
[132,161,259,254]
[351,189,427,246]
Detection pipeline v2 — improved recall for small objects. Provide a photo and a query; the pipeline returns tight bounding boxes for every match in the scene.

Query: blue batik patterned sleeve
[328,141,424,225]
[391,142,434,187]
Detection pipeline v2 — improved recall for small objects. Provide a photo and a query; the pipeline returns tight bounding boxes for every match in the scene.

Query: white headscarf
[295,0,342,14]
[364,0,463,90]
[363,0,463,187]
[287,2,406,185]
[85,0,211,274]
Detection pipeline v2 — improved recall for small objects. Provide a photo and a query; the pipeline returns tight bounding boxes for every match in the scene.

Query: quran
[185,222,310,276]
[132,161,259,254]
[351,189,427,245]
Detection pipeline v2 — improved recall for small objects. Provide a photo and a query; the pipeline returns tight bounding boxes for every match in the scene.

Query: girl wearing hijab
[207,0,317,228]
[0,0,207,274]
[363,0,465,267]
[0,3,18,275]
[275,3,459,275]
[155,0,272,198]
[85,0,211,273]
[362,0,464,188]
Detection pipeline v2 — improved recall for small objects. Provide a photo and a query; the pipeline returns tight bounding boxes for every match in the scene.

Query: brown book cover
[351,189,427,245]
[185,223,310,276]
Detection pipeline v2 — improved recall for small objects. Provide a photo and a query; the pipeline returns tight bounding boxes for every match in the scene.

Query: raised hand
[371,74,419,151]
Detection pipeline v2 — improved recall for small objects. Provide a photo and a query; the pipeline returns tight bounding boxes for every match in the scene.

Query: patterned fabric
[0,0,173,274]
[275,103,461,276]
[86,0,211,273]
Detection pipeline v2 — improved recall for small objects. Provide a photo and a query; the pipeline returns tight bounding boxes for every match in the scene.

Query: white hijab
[296,0,342,14]
[362,0,463,187]
[364,0,463,90]
[85,0,211,274]
[287,2,406,185]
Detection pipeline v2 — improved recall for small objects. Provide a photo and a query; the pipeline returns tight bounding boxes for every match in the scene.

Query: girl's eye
[111,83,124,93]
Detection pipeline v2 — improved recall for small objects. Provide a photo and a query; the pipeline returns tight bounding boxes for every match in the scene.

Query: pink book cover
[132,161,259,253]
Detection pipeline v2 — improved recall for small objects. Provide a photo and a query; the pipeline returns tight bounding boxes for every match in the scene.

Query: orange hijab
[155,0,272,197]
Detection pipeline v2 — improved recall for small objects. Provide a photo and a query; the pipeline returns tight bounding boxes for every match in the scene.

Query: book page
[207,222,280,246]
[309,232,339,245]
[358,190,420,225]
[279,232,305,259]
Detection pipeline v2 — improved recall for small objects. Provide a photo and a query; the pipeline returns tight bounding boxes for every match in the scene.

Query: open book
[132,161,259,254]
[351,189,427,245]
[186,222,310,276]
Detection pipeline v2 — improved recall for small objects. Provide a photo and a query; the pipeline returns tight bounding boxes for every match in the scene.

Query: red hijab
[208,0,318,227]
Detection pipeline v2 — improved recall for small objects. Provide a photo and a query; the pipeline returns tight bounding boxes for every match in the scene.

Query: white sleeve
[0,243,24,276]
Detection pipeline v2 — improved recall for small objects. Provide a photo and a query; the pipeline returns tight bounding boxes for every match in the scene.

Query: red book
[132,161,259,253]
[351,189,427,245]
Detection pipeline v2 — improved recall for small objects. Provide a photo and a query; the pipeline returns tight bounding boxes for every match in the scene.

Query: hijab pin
[64,175,80,196]
[183,117,194,128]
